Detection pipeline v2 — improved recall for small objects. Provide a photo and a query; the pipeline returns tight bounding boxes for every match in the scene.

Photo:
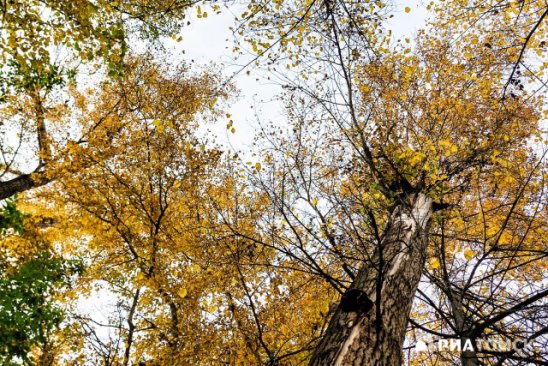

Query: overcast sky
[156,1,429,153]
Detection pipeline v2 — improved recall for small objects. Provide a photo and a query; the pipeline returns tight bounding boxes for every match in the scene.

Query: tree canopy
[0,0,546,365]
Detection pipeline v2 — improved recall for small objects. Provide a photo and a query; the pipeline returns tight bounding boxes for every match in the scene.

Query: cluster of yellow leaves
[0,0,197,77]
[14,57,334,365]
[354,28,541,198]
[429,0,547,77]
[1,0,545,364]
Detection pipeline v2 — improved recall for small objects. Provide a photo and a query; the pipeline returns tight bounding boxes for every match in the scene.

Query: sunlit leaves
[463,249,475,261]
[1,0,545,365]
[177,288,188,299]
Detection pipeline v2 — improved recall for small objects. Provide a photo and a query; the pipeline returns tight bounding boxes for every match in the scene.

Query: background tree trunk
[0,174,50,201]
[310,193,433,366]
[448,290,480,366]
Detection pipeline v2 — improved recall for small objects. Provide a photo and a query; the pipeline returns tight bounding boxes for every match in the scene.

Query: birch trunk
[310,193,433,366]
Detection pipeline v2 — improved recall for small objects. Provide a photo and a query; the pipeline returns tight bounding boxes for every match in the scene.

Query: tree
[1,1,546,365]
[26,57,227,365]
[0,198,82,366]
[429,0,547,97]
[408,150,547,366]
[27,56,335,366]
[229,1,547,364]
[0,0,199,201]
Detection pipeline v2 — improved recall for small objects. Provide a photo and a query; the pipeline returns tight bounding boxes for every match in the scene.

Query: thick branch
[0,173,52,201]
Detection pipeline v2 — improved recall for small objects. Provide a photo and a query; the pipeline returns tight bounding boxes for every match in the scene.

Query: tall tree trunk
[310,193,433,366]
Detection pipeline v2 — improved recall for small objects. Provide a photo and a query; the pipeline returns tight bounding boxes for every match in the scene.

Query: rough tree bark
[310,193,433,366]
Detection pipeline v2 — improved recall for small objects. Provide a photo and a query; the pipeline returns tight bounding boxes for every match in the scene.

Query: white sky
[157,1,428,154]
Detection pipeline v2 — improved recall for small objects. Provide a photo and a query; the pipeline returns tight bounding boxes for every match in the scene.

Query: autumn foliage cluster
[0,0,546,365]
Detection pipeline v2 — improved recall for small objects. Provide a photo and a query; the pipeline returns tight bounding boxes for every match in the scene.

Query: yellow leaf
[439,139,451,147]
[430,258,440,269]
[255,162,261,171]
[320,302,330,315]
[405,6,411,13]
[464,249,475,260]
[178,288,188,298]
[189,264,201,273]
